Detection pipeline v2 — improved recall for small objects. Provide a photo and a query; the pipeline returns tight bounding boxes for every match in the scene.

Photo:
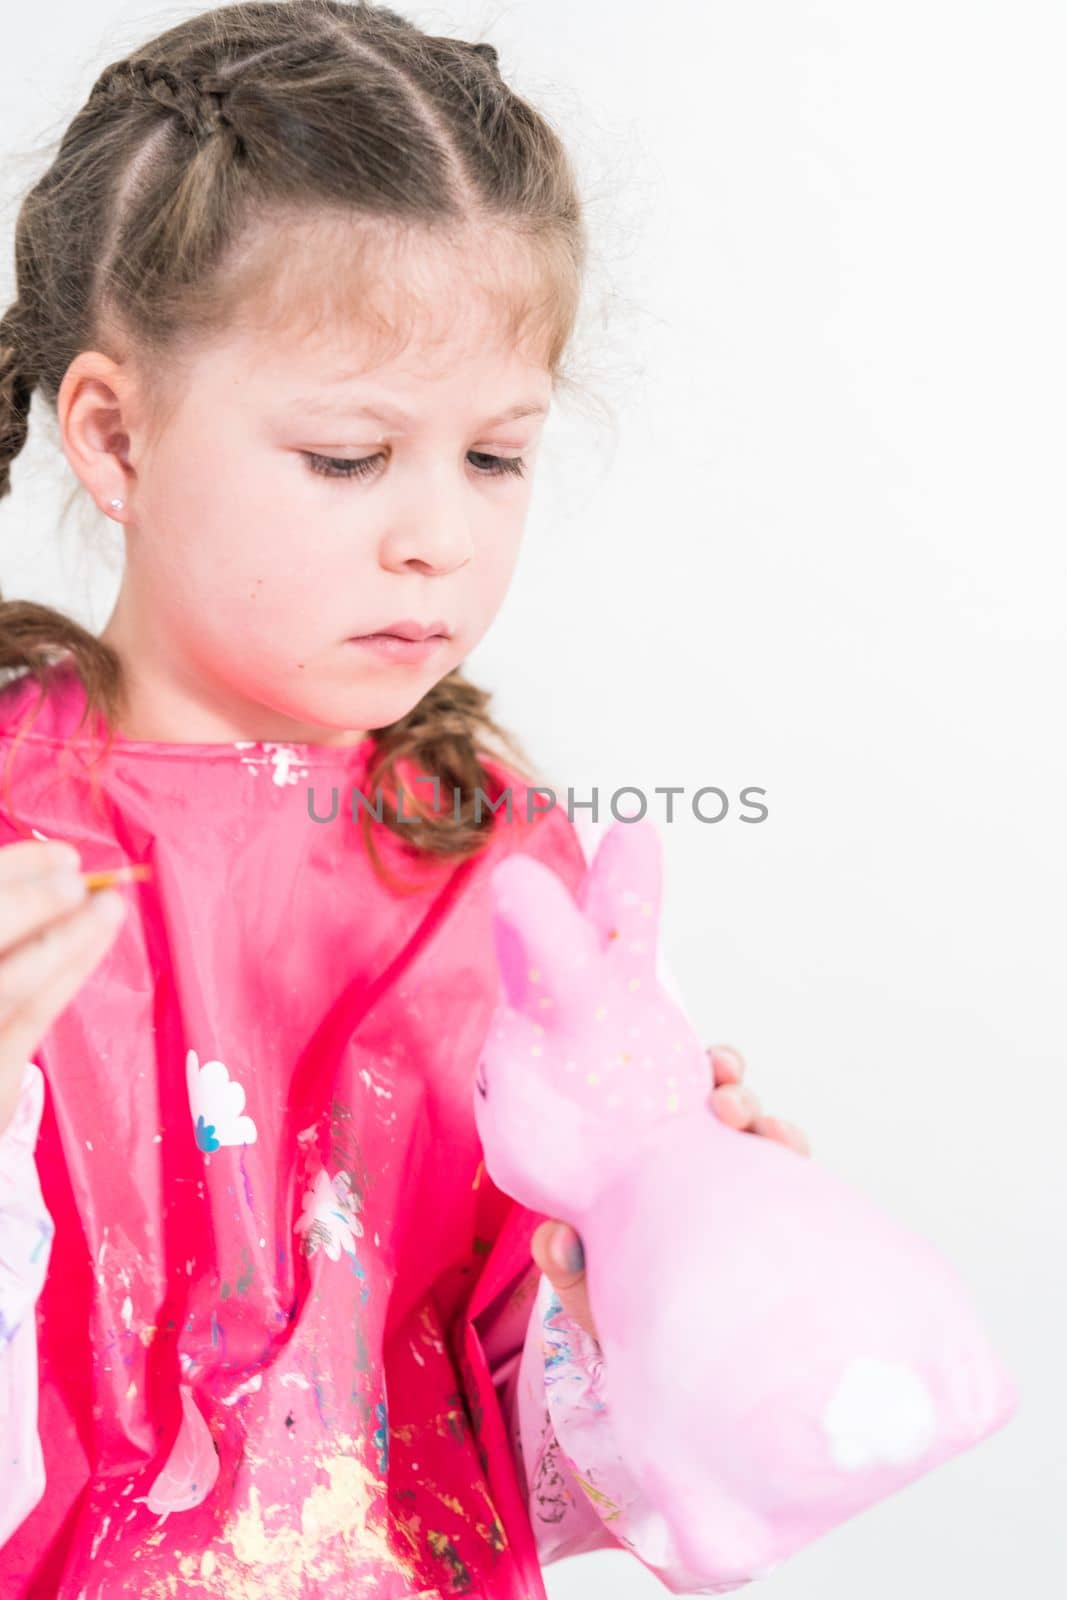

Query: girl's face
[60,230,554,744]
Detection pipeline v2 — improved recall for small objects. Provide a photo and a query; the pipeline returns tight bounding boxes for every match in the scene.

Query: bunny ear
[488,851,603,1020]
[577,816,664,976]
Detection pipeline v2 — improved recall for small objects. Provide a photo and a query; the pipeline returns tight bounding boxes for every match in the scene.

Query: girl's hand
[0,840,126,1138]
[530,1044,812,1345]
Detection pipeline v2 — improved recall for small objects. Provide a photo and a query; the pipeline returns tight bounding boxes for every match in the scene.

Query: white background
[2,4,1064,1597]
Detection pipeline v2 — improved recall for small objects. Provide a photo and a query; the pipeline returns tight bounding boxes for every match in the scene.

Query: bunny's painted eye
[475,1061,489,1098]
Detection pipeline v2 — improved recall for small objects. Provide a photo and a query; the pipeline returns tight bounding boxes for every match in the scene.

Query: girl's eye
[301,450,527,481]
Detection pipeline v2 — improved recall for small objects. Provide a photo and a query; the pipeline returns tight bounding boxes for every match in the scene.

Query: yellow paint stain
[417,1304,444,1353]
[471,1476,509,1547]
[528,967,541,983]
[429,1404,468,1444]
[301,1456,374,1545]
[213,1439,419,1593]
[471,1159,485,1191]
[627,978,641,991]
[139,1325,157,1347]
[424,1484,468,1520]
[474,1511,508,1552]
[594,1006,607,1021]
[585,1073,600,1086]
[575,1471,623,1520]
[390,1505,423,1560]
[139,1572,179,1600]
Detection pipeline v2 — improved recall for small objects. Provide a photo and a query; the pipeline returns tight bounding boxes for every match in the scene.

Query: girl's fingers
[750,1112,812,1157]
[0,891,126,1054]
[0,839,80,884]
[0,856,91,954]
[709,1081,762,1128]
[530,1220,600,1345]
[705,1048,811,1153]
[707,1044,745,1087]
[710,1083,811,1153]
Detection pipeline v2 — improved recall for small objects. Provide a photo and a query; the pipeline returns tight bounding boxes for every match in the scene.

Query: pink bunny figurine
[474,816,1019,1588]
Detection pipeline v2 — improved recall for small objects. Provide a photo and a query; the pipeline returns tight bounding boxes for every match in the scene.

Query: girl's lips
[347,633,447,664]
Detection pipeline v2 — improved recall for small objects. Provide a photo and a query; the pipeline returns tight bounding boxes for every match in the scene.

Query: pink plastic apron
[0,659,582,1599]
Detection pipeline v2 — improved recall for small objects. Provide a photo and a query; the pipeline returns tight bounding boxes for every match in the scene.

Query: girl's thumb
[547,1222,585,1278]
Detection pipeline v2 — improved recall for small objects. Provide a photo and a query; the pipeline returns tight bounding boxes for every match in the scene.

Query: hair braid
[0,306,36,501]
[90,58,235,141]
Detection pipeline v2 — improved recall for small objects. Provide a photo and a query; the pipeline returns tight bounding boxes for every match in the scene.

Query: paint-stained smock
[0,659,717,1599]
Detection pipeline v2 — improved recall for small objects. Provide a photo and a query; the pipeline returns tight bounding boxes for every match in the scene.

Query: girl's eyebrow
[286,394,549,429]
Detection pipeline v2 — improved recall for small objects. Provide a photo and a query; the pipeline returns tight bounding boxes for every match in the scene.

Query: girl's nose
[381,514,474,576]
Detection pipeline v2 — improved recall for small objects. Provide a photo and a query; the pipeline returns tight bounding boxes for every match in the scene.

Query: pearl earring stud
[108,497,125,512]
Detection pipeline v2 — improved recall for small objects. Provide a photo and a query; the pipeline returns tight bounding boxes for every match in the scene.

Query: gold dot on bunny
[608,927,619,940]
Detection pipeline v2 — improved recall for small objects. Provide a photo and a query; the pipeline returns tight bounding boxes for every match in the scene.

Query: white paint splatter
[234,742,310,787]
[358,1066,393,1100]
[220,1372,263,1406]
[89,1514,111,1559]
[822,1355,937,1470]
[294,1167,364,1261]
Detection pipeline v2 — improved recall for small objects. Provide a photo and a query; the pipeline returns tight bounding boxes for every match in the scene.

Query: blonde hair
[0,0,591,877]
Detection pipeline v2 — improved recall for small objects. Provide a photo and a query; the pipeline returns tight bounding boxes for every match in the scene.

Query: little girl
[0,4,809,1596]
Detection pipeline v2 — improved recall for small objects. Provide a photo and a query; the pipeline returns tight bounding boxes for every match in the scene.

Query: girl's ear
[577,816,664,977]
[488,853,602,1019]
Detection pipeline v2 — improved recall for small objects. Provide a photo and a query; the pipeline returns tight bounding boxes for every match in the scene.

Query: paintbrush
[81,864,154,893]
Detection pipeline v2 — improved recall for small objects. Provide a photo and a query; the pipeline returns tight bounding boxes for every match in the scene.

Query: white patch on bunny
[822,1355,937,1470]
